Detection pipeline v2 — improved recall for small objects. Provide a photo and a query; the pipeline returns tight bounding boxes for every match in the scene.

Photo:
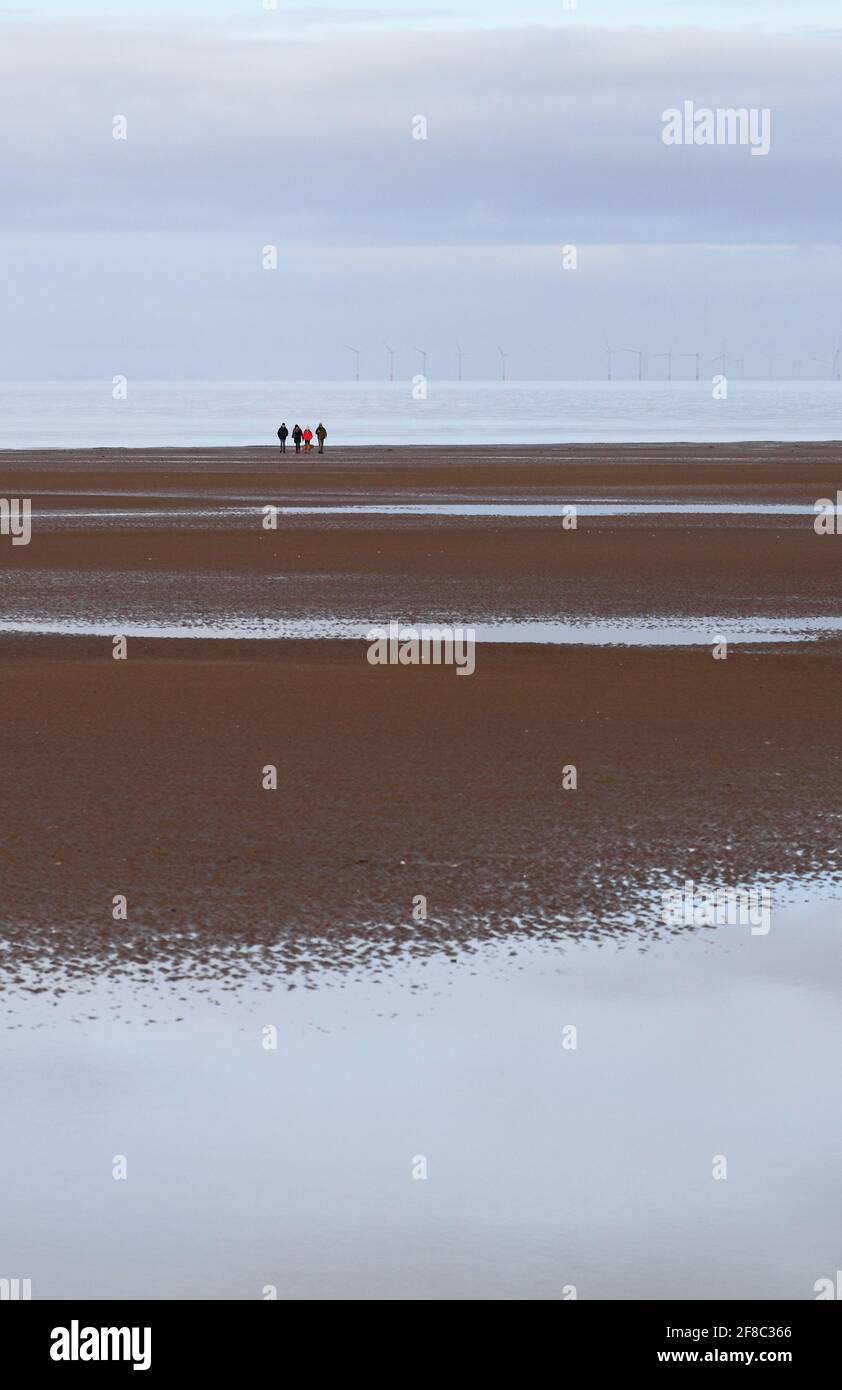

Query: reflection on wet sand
[1,613,841,642]
[2,637,841,1003]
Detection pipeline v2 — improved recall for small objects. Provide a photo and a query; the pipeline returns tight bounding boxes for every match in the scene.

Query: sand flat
[2,443,841,1298]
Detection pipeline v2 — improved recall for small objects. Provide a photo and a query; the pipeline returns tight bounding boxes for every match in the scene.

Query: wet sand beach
[1,636,842,994]
[1,443,841,1298]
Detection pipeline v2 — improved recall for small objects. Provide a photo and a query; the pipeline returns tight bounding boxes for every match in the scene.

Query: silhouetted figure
[277,423,288,454]
[292,424,303,454]
[316,423,327,454]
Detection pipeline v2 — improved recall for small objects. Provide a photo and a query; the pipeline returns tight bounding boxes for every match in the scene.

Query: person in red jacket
[302,427,313,454]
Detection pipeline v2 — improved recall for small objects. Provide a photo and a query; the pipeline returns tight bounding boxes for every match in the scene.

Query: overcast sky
[2,0,840,380]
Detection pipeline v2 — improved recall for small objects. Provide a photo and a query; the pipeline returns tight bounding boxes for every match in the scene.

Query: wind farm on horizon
[335,339,842,383]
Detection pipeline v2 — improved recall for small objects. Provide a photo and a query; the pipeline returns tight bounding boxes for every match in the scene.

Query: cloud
[0,19,839,249]
[268,7,464,23]
[1,18,840,378]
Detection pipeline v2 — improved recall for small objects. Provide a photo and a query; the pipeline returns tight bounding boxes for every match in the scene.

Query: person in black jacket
[277,423,289,454]
[292,424,303,454]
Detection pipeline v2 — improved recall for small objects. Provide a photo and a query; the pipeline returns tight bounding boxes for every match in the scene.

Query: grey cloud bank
[2,22,838,242]
[1,19,840,377]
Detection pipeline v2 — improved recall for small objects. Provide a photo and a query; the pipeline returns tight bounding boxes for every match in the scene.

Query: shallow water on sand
[2,613,841,645]
[24,501,820,522]
[3,893,840,1299]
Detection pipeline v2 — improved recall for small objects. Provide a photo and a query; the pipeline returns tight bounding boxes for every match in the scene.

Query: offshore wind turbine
[384,343,395,382]
[812,340,841,380]
[497,345,508,381]
[606,342,615,382]
[620,347,644,380]
[456,342,466,382]
[710,341,744,378]
[345,345,361,382]
[654,349,673,381]
[414,347,428,377]
[711,350,728,376]
[682,352,701,381]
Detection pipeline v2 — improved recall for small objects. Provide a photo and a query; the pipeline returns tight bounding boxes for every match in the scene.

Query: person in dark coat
[292,424,303,454]
[315,423,327,454]
[277,423,289,454]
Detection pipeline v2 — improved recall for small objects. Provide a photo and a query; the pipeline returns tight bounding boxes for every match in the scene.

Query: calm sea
[2,379,841,449]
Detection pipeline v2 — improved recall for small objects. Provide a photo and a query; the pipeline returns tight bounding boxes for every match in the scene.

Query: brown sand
[2,444,841,1001]
[3,438,842,493]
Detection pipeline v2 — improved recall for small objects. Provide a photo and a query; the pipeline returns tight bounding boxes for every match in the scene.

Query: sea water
[2,379,841,448]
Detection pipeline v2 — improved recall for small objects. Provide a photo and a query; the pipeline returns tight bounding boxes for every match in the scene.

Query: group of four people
[277,422,327,455]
